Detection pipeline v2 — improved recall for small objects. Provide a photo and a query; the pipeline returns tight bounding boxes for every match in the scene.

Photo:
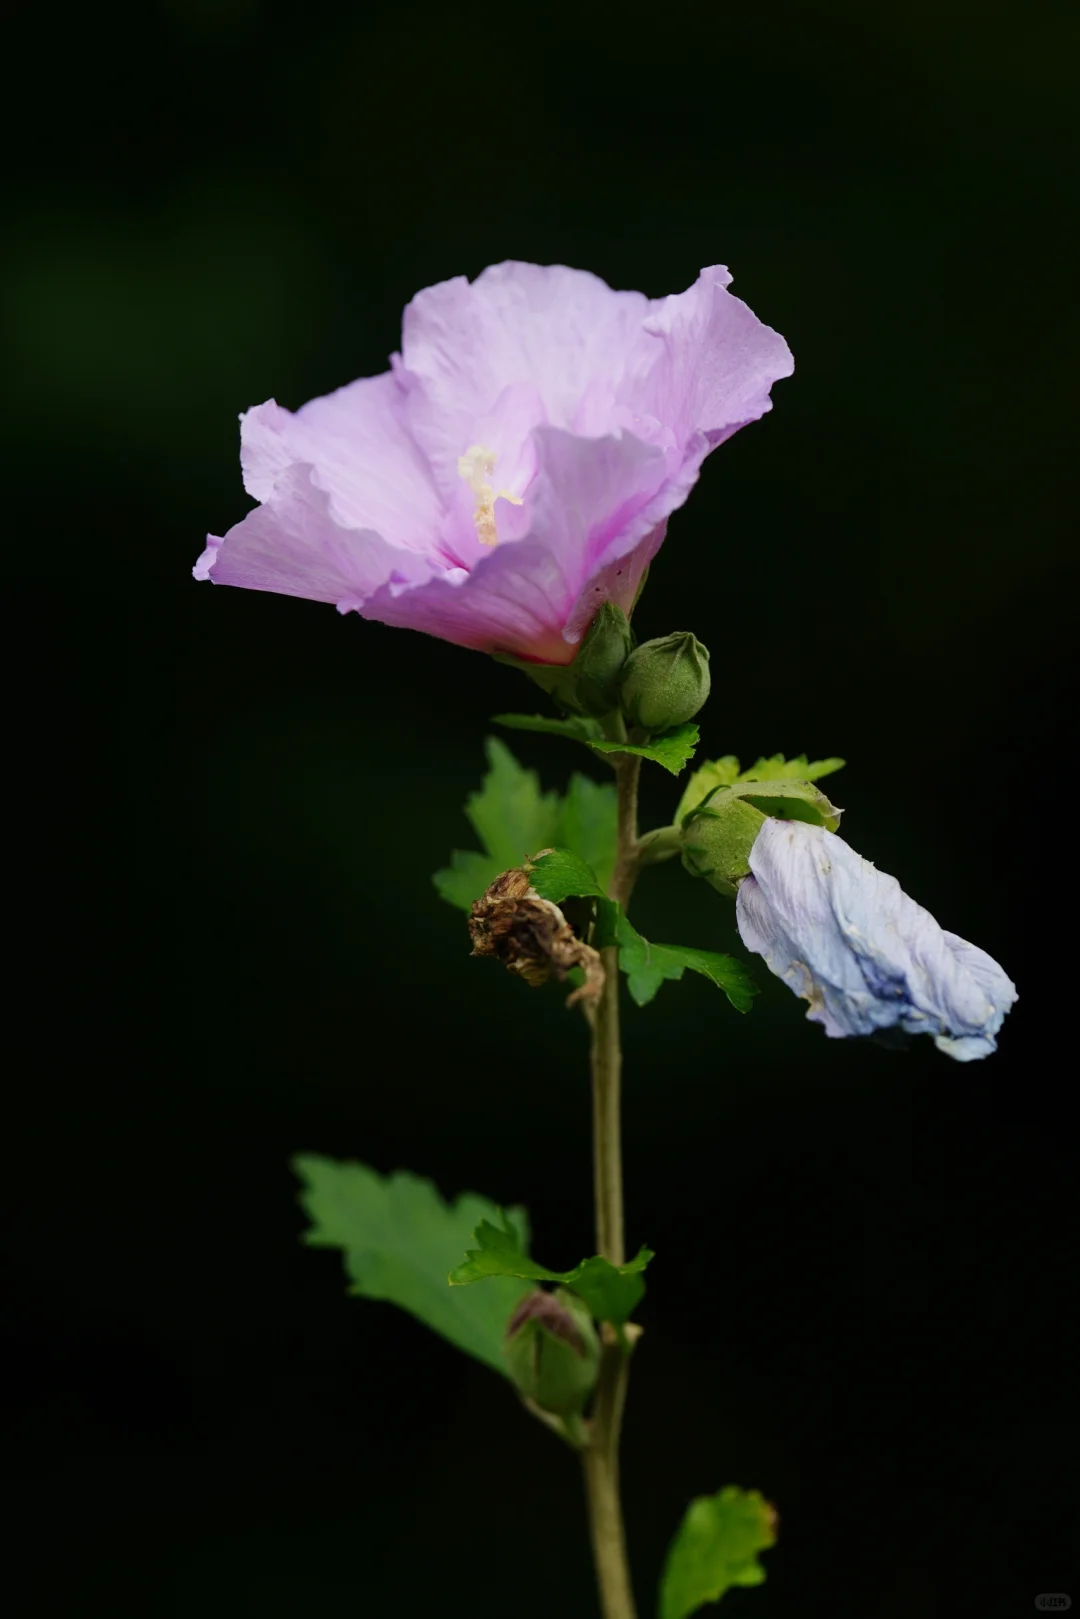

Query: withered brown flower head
[468,866,604,1008]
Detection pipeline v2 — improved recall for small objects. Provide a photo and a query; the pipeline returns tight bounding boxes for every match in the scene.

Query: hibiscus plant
[196,262,1016,1618]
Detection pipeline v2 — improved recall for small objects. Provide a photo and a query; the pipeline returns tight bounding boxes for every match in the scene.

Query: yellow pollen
[457,443,522,547]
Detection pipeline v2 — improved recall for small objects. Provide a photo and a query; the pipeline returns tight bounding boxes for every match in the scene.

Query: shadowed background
[6,0,1077,1614]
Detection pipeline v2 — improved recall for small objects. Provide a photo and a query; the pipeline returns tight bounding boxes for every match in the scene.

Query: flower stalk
[582,747,641,1619]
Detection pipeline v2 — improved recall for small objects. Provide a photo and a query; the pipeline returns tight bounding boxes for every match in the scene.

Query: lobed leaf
[659,1486,778,1619]
[434,739,616,911]
[293,1155,531,1377]
[492,712,605,744]
[677,753,845,823]
[449,1216,654,1326]
[590,722,699,776]
[526,848,606,904]
[596,901,757,1013]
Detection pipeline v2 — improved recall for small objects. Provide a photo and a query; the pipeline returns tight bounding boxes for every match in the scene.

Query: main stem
[583,751,641,1619]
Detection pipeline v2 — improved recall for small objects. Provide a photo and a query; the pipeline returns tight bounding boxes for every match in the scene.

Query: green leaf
[596,900,757,1013]
[293,1155,532,1377]
[434,739,617,912]
[464,735,561,870]
[675,757,741,824]
[432,849,503,913]
[563,1251,653,1325]
[654,945,759,1012]
[492,712,604,744]
[659,1486,778,1619]
[449,1216,653,1326]
[590,722,699,776]
[448,1214,546,1284]
[490,852,756,1014]
[732,777,842,832]
[676,753,845,823]
[527,848,606,904]
[737,752,845,784]
[557,772,618,892]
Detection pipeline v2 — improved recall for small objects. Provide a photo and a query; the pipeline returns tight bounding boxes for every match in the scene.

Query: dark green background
[7,0,1076,1614]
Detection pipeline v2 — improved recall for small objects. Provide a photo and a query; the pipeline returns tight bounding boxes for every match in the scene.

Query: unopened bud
[681,779,843,897]
[572,602,634,716]
[495,604,633,716]
[681,794,766,897]
[620,631,711,732]
[504,1288,600,1417]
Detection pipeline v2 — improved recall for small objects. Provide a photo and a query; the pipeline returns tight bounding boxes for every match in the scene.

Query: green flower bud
[681,793,766,897]
[494,604,633,716]
[504,1287,600,1418]
[571,602,635,716]
[619,632,711,732]
[681,779,843,897]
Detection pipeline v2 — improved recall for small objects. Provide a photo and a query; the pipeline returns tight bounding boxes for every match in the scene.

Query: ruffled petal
[359,425,673,661]
[543,428,711,641]
[239,372,443,552]
[527,426,670,582]
[397,261,653,491]
[641,265,795,449]
[194,462,440,607]
[563,520,668,644]
[359,536,577,664]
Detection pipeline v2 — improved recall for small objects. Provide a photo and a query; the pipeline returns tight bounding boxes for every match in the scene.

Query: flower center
[457,444,522,547]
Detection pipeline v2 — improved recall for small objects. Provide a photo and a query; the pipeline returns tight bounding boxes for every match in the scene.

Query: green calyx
[681,796,766,898]
[619,632,711,733]
[573,601,635,715]
[495,603,634,717]
[681,779,843,897]
[504,1287,600,1418]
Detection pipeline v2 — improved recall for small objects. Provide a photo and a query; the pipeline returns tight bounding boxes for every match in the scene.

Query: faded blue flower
[736,819,1016,1061]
